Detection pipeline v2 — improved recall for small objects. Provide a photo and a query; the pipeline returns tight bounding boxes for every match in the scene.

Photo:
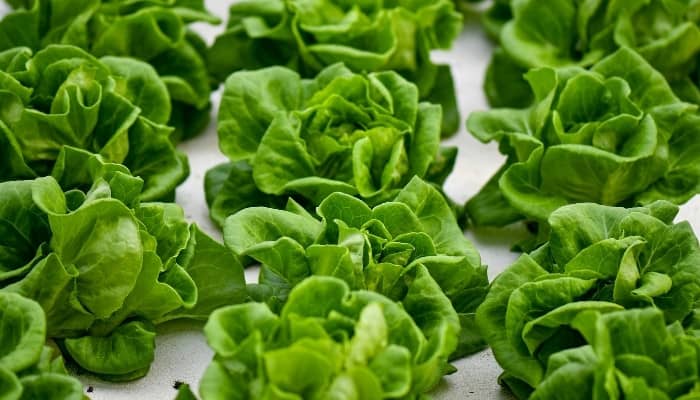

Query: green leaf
[0,366,21,400]
[0,180,49,282]
[224,207,321,255]
[207,0,462,135]
[0,154,243,381]
[47,197,143,319]
[0,292,46,373]
[63,320,156,379]
[204,161,286,228]
[0,0,218,140]
[217,67,303,161]
[170,225,247,320]
[488,0,700,109]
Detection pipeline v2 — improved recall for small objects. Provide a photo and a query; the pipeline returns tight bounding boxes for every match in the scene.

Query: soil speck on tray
[87,386,94,393]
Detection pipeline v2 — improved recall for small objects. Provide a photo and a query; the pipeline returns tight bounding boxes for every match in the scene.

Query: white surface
[4,2,699,399]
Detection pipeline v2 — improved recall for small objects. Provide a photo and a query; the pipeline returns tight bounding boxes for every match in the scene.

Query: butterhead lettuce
[0,45,188,201]
[224,177,488,358]
[529,308,700,400]
[207,0,463,136]
[206,63,457,227]
[466,48,700,240]
[0,147,246,381]
[0,0,219,141]
[0,292,85,400]
[483,0,700,108]
[476,201,700,398]
[200,276,459,399]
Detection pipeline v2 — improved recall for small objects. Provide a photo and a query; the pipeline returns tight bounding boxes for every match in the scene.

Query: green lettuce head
[529,308,700,400]
[207,0,463,136]
[475,201,700,398]
[200,276,459,399]
[206,63,457,227]
[0,45,188,201]
[483,0,700,108]
[466,48,700,239]
[0,0,219,142]
[0,292,85,400]
[0,147,246,381]
[224,177,488,358]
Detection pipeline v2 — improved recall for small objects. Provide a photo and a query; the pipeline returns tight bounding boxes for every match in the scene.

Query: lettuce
[0,0,219,141]
[199,276,459,399]
[205,63,457,228]
[466,48,700,239]
[207,0,463,136]
[0,45,188,201]
[0,147,246,381]
[529,308,700,400]
[0,292,85,400]
[483,0,700,108]
[224,177,488,358]
[475,200,700,398]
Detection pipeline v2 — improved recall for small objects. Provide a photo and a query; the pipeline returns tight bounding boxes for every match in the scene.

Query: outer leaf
[0,292,46,373]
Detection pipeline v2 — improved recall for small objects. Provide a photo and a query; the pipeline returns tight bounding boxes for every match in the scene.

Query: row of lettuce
[0,0,700,399]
